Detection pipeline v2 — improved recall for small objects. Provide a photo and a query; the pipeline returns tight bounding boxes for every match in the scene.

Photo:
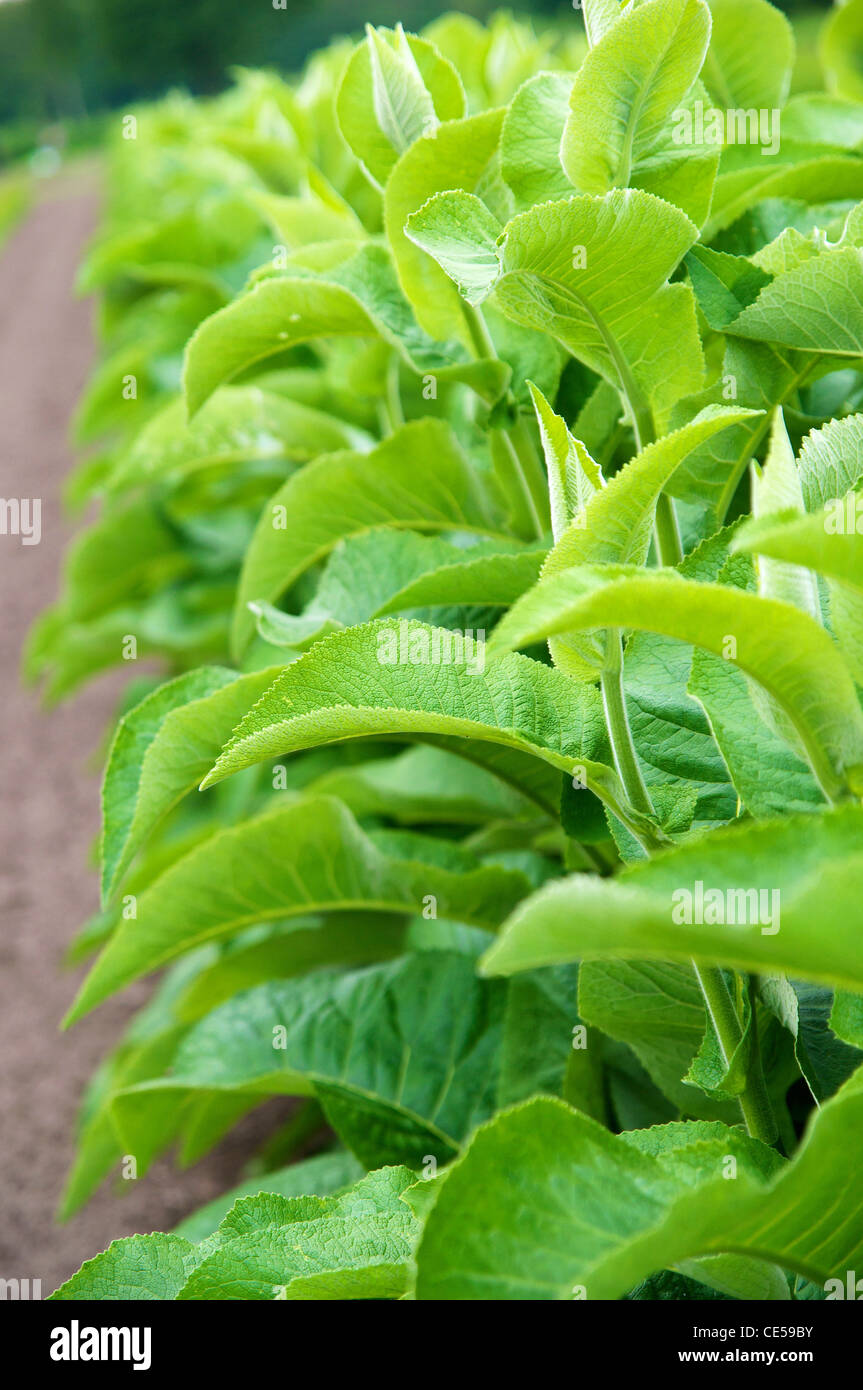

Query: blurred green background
[0,0,836,162]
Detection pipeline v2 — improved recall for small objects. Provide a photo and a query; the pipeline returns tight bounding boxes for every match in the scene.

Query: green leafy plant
[37,1,863,1301]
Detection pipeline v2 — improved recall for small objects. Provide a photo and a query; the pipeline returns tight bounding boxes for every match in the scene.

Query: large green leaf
[183,245,505,417]
[385,108,505,339]
[494,191,704,428]
[702,0,794,111]
[414,1080,863,1299]
[727,247,863,357]
[50,1233,197,1301]
[177,1166,421,1300]
[52,1166,421,1302]
[560,0,711,201]
[688,648,824,818]
[481,804,863,992]
[115,952,507,1171]
[172,1151,363,1243]
[200,621,666,841]
[66,796,529,1023]
[231,419,508,654]
[489,564,863,802]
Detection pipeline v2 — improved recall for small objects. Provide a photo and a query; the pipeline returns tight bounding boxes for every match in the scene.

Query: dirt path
[0,178,281,1295]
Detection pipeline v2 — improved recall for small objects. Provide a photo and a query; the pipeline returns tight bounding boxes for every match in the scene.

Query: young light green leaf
[385,109,506,341]
[336,28,464,188]
[405,190,502,305]
[528,382,603,543]
[561,0,711,195]
[366,24,438,158]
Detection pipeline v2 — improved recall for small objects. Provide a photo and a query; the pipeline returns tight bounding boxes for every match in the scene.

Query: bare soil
[0,177,281,1295]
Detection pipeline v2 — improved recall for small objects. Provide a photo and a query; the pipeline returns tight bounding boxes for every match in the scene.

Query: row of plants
[34,0,863,1300]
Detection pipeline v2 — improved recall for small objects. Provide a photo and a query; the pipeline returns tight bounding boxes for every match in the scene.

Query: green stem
[461,300,498,360]
[461,301,548,540]
[382,353,405,432]
[598,444,778,1146]
[494,426,546,540]
[654,491,684,567]
[600,629,655,823]
[692,964,777,1146]
[618,384,684,569]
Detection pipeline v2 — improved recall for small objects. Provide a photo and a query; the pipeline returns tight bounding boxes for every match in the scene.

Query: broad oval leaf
[414,1081,863,1298]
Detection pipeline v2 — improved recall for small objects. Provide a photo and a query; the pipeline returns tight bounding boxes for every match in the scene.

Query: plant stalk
[600,629,655,822]
[654,491,683,567]
[692,964,778,1146]
[600,592,779,1147]
[461,301,548,539]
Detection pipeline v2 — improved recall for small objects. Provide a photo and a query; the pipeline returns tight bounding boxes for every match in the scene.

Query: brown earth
[0,176,284,1296]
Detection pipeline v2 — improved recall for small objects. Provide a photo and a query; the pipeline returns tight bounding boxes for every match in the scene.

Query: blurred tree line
[0,0,835,129]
